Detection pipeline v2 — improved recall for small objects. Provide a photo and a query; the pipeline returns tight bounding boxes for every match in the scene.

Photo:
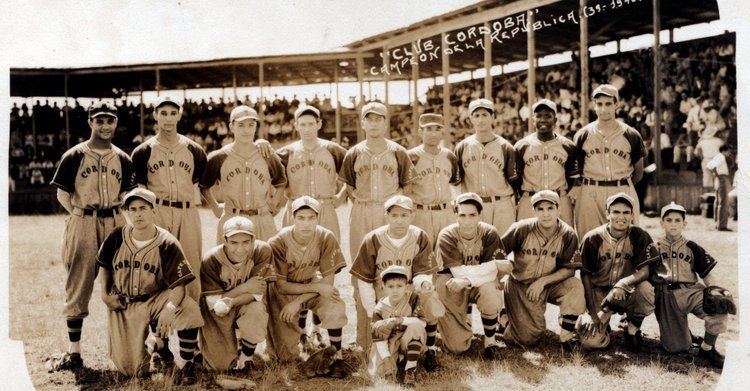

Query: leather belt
[118,293,151,305]
[664,282,694,291]
[82,207,119,218]
[157,198,191,209]
[581,178,628,187]
[231,208,260,217]
[480,195,505,203]
[525,189,567,196]
[415,203,449,211]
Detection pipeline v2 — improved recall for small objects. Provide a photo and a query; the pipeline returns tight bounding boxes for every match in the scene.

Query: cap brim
[123,195,154,207]
[361,110,386,119]
[91,112,117,118]
[292,205,320,215]
[533,105,556,113]
[225,229,255,238]
[420,122,444,127]
[532,198,558,206]
[233,115,258,122]
[470,106,494,113]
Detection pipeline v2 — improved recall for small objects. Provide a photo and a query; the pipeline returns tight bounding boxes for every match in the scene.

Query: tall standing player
[276,105,348,240]
[131,97,207,300]
[405,113,461,242]
[514,100,578,226]
[46,102,135,371]
[573,85,645,238]
[455,98,518,237]
[200,105,288,242]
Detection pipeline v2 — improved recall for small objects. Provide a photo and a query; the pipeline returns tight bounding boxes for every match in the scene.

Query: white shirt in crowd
[706,153,729,176]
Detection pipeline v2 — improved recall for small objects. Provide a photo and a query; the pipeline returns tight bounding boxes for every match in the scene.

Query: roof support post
[334,62,341,143]
[139,79,145,138]
[411,41,419,137]
[155,68,161,96]
[232,65,238,103]
[64,73,70,149]
[580,0,590,125]
[526,10,536,135]
[441,32,451,137]
[484,21,492,100]
[653,0,662,209]
[357,56,365,142]
[259,63,265,123]
[383,46,391,127]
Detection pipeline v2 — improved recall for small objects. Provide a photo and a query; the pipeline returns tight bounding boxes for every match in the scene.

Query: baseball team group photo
[5,0,740,390]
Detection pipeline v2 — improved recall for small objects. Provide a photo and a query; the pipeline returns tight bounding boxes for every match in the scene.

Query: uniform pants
[654,283,728,353]
[502,276,585,347]
[216,208,278,244]
[369,322,426,378]
[579,281,654,349]
[199,298,269,371]
[480,195,516,237]
[435,273,503,354]
[107,293,203,376]
[574,181,640,239]
[266,284,348,362]
[348,201,386,261]
[154,204,202,300]
[517,192,573,227]
[283,199,341,241]
[412,207,454,246]
[62,212,125,320]
[714,175,731,230]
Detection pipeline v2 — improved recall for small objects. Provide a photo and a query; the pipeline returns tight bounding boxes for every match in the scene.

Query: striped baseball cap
[531,190,560,207]
[88,102,118,118]
[532,99,557,114]
[223,216,256,238]
[419,113,444,127]
[230,105,259,123]
[592,84,619,101]
[294,104,321,120]
[468,98,494,114]
[291,195,321,215]
[361,101,387,119]
[155,96,181,109]
[123,187,157,208]
[606,192,635,210]
[660,202,686,218]
[384,195,414,212]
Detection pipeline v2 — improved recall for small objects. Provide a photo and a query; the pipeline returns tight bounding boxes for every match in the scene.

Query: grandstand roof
[10,0,720,98]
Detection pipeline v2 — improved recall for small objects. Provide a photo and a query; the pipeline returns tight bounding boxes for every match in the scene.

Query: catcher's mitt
[372,317,403,340]
[703,286,737,315]
[299,345,337,378]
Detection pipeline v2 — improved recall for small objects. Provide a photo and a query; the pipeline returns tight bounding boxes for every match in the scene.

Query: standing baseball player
[514,100,578,226]
[496,190,584,351]
[577,193,658,350]
[200,105,288,242]
[96,188,203,383]
[339,101,415,262]
[46,102,135,371]
[350,195,444,370]
[131,96,207,300]
[198,216,275,373]
[434,192,510,359]
[573,84,645,238]
[454,98,519,236]
[266,196,348,371]
[276,105,348,240]
[405,113,461,242]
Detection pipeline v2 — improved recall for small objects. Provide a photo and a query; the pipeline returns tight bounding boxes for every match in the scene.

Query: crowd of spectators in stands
[9,33,736,193]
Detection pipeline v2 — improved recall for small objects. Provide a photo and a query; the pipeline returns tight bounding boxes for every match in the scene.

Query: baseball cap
[230,105,259,123]
[592,84,619,101]
[380,264,409,281]
[223,216,256,238]
[455,192,484,213]
[419,113,444,128]
[468,98,494,114]
[154,96,181,110]
[88,102,118,119]
[531,190,560,207]
[123,187,157,208]
[361,101,387,119]
[291,195,321,215]
[384,194,414,212]
[532,99,557,114]
[606,192,635,210]
[294,104,321,121]
[660,201,687,219]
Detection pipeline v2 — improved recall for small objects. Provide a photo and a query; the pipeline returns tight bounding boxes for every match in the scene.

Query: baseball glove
[299,345,337,378]
[372,317,403,340]
[703,286,736,315]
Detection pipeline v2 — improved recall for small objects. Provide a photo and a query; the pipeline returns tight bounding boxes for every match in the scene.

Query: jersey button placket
[244,161,251,210]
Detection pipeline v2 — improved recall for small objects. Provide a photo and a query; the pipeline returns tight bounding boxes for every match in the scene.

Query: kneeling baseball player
[266,196,349,375]
[434,192,511,359]
[370,265,432,386]
[497,190,584,351]
[577,193,658,351]
[198,216,275,373]
[96,188,203,383]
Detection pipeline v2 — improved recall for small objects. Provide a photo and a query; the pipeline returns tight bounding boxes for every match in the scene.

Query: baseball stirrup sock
[425,322,437,347]
[177,328,199,361]
[704,333,718,347]
[497,309,508,335]
[481,315,497,338]
[240,339,257,357]
[560,315,578,332]
[405,339,422,370]
[67,319,83,343]
[298,310,308,331]
[328,328,343,350]
[148,322,170,355]
[627,315,644,329]
[313,312,321,326]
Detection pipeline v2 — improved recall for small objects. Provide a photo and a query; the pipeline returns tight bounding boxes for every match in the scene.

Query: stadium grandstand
[9,0,735,217]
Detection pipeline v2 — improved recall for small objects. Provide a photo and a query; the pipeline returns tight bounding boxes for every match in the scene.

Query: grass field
[9,205,738,390]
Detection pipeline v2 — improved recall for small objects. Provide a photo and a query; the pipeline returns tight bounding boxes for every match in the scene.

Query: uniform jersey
[435,222,504,269]
[500,218,579,282]
[580,224,660,287]
[406,146,460,205]
[200,241,276,296]
[275,139,346,200]
[573,120,644,181]
[268,226,346,284]
[200,144,287,211]
[372,291,424,327]
[514,133,578,192]
[350,226,438,283]
[51,142,136,209]
[96,225,195,298]
[339,139,414,202]
[131,135,207,203]
[454,134,517,197]
[651,237,717,285]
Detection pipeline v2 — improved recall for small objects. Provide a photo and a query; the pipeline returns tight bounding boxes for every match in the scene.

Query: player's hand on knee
[446,277,470,293]
[281,300,303,325]
[102,293,126,311]
[315,284,339,300]
[526,280,546,302]
[578,313,601,337]
[156,307,176,338]
[607,287,627,302]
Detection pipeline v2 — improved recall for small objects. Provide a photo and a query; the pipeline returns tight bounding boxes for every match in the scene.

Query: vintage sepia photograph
[2,0,745,389]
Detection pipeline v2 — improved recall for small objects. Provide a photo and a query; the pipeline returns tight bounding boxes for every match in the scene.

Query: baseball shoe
[328,359,350,379]
[173,360,198,386]
[623,330,644,351]
[402,368,417,387]
[44,352,84,372]
[482,343,505,360]
[698,347,725,368]
[422,349,440,372]
[149,351,175,373]
[561,338,581,354]
[230,355,258,376]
